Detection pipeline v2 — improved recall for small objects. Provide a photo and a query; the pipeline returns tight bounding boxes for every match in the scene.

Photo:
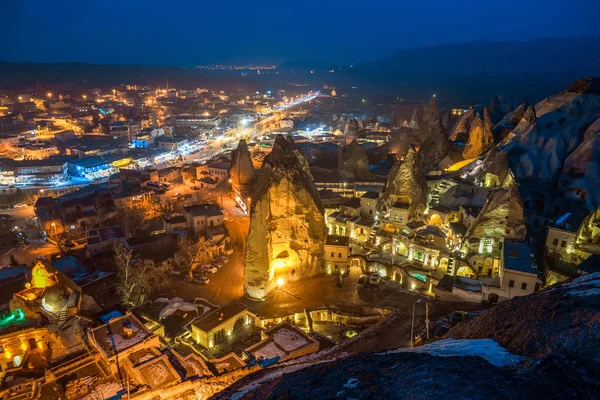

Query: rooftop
[326,235,350,247]
[184,203,223,218]
[192,301,248,333]
[89,313,151,357]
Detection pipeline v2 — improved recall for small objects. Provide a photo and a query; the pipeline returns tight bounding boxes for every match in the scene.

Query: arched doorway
[392,268,403,284]
[234,317,246,331]
[439,257,449,271]
[457,266,476,279]
[348,256,367,274]
[487,293,499,304]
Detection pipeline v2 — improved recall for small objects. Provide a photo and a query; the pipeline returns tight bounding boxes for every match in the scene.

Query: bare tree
[153,198,180,220]
[177,236,214,279]
[113,243,170,306]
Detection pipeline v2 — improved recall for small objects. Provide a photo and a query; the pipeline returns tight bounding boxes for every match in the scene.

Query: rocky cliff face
[462,110,495,159]
[230,139,256,186]
[563,116,600,174]
[337,139,371,180]
[462,185,526,251]
[448,106,475,142]
[418,98,449,169]
[244,135,325,300]
[499,78,600,181]
[379,146,428,218]
[215,274,600,400]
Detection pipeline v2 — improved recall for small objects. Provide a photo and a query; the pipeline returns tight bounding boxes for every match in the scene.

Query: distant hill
[360,37,600,77]
[0,62,260,90]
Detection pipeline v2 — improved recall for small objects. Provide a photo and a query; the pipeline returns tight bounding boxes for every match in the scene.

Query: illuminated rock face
[462,110,495,159]
[244,136,325,300]
[230,139,255,186]
[462,185,526,257]
[449,106,475,142]
[337,139,370,180]
[379,146,428,219]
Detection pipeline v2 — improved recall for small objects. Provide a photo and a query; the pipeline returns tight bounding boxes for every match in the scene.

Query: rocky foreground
[211,274,600,399]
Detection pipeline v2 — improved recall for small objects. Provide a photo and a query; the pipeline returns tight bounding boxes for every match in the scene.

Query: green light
[0,309,26,327]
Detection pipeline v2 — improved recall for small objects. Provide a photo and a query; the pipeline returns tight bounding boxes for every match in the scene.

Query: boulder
[244,136,325,300]
[229,139,255,186]
[337,139,371,180]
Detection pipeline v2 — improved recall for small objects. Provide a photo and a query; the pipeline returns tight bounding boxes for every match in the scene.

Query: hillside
[211,274,600,399]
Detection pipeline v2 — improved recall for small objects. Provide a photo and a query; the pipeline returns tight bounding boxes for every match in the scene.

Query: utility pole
[425,302,430,341]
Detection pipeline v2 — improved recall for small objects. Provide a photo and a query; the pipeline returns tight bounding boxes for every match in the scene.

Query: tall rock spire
[230,139,255,186]
[244,135,325,301]
[379,145,428,219]
[418,98,449,169]
[462,110,495,159]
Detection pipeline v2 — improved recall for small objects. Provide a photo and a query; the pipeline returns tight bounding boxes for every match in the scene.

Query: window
[479,237,494,254]
[561,240,567,248]
[508,280,515,288]
[552,238,558,246]
[338,253,342,258]
[369,209,373,215]
[521,282,527,290]
[330,252,334,257]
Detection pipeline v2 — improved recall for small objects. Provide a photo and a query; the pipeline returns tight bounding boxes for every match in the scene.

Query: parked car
[13,203,27,208]
[357,275,369,287]
[195,276,210,284]
[202,264,218,274]
[434,323,452,339]
[216,255,229,264]
[447,311,469,326]
[369,273,381,286]
[36,255,48,261]
[212,259,224,268]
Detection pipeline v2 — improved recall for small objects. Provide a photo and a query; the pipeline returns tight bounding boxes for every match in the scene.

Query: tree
[153,198,180,220]
[177,236,214,279]
[113,243,171,306]
[108,206,146,236]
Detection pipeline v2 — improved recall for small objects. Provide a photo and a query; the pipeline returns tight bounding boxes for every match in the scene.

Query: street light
[410,298,422,347]
[276,277,284,287]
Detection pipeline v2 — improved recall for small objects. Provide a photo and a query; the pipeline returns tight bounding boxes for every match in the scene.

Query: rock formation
[563,116,600,174]
[229,139,255,186]
[337,139,371,180]
[462,185,526,255]
[449,107,474,142]
[442,109,453,130]
[409,108,421,129]
[472,145,512,188]
[499,78,600,181]
[488,94,504,125]
[418,98,449,169]
[462,110,495,159]
[379,145,428,219]
[244,135,325,300]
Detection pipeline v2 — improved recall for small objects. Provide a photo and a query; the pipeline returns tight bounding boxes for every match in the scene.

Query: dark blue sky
[2,0,599,66]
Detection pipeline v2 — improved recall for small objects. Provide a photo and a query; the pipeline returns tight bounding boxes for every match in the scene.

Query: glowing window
[479,238,494,254]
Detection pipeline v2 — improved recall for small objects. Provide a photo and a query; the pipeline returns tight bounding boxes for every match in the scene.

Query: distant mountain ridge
[360,37,600,77]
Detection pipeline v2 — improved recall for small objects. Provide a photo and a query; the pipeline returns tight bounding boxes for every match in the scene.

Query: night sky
[2,0,599,66]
